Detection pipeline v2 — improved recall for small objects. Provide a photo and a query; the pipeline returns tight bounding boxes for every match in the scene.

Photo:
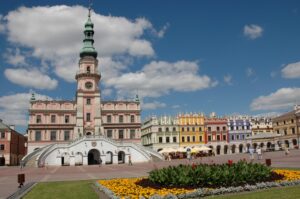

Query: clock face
[85,82,93,89]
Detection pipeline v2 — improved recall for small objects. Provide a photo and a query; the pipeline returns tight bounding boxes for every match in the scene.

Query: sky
[0,0,300,133]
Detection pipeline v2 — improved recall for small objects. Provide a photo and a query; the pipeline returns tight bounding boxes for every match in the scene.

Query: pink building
[27,10,141,153]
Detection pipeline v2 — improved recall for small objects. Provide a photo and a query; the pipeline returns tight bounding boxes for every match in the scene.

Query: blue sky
[0,0,300,133]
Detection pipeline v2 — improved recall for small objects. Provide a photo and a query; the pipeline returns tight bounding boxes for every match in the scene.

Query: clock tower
[74,8,102,138]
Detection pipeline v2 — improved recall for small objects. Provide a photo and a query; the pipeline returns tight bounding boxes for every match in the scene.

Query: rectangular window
[166,137,170,143]
[159,137,163,143]
[291,119,294,123]
[64,131,70,141]
[231,135,234,140]
[217,135,220,141]
[182,136,185,142]
[119,115,123,123]
[50,131,56,141]
[107,130,112,138]
[36,115,42,123]
[292,128,295,134]
[130,115,135,123]
[173,137,177,143]
[199,136,202,142]
[86,98,91,105]
[65,115,70,123]
[187,136,190,142]
[242,135,245,139]
[166,127,169,132]
[284,130,287,135]
[208,127,211,131]
[173,127,176,132]
[0,132,5,139]
[192,127,195,132]
[181,127,184,132]
[192,136,195,142]
[223,126,226,131]
[223,135,227,141]
[86,113,91,122]
[217,127,220,131]
[130,129,135,139]
[0,144,4,150]
[119,130,124,139]
[107,115,112,123]
[51,115,56,123]
[158,128,162,132]
[199,127,202,132]
[208,135,211,141]
[35,131,41,141]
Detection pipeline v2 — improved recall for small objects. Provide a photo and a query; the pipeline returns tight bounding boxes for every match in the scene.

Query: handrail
[37,144,57,167]
[21,145,50,166]
[134,144,164,159]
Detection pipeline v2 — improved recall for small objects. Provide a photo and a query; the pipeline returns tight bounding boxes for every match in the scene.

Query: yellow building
[178,113,205,147]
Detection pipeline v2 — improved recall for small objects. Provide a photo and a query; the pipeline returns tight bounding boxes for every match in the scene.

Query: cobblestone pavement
[1,149,299,198]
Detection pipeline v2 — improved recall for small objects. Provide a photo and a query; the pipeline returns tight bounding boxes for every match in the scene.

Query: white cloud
[244,24,263,39]
[250,87,300,111]
[4,5,157,82]
[246,67,254,77]
[142,101,166,110]
[4,48,27,66]
[4,68,58,90]
[172,105,180,109]
[105,60,217,98]
[102,88,113,97]
[281,61,300,79]
[0,92,52,126]
[151,23,170,38]
[223,74,232,85]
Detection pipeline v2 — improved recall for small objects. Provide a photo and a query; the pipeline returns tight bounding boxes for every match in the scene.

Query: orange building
[178,113,205,147]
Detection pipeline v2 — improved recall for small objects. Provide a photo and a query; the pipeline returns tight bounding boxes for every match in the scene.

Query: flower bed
[97,166,300,199]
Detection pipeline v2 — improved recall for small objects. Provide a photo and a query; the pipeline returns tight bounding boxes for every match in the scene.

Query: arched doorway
[88,149,100,165]
[267,142,272,149]
[224,145,228,154]
[246,143,251,152]
[239,144,243,153]
[0,157,5,166]
[292,139,297,147]
[105,151,113,164]
[260,143,264,148]
[75,152,83,166]
[216,145,221,155]
[86,132,92,136]
[118,151,125,164]
[285,140,290,148]
[62,153,70,166]
[231,145,236,154]
[253,143,258,150]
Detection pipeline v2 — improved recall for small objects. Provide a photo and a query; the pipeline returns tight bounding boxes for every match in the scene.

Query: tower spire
[80,1,97,58]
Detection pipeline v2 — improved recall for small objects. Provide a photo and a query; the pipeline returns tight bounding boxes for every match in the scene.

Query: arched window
[87,66,91,73]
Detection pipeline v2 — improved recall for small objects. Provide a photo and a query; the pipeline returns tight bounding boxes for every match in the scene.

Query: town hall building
[24,8,162,166]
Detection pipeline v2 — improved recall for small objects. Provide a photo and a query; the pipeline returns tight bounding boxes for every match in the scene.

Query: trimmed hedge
[149,161,276,187]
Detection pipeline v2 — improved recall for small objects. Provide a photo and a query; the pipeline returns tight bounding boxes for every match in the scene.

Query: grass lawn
[23,180,98,199]
[207,185,300,199]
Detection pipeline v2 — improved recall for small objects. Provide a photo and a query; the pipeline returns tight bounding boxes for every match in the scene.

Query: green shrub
[148,161,273,187]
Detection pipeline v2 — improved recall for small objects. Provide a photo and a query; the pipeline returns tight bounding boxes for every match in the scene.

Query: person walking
[128,154,133,166]
[257,147,262,160]
[249,147,254,161]
[285,146,290,156]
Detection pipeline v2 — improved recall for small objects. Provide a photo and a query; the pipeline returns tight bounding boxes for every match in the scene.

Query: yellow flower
[98,178,195,198]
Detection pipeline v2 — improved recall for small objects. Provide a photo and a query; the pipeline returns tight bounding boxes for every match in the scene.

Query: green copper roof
[80,11,97,58]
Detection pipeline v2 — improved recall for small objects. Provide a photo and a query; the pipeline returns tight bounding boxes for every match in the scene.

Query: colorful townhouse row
[141,106,300,155]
